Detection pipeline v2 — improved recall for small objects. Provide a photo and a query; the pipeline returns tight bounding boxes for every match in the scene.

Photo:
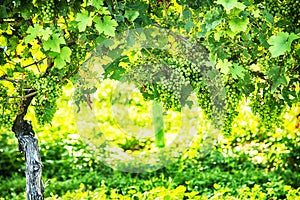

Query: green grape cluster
[71,45,87,63]
[0,83,8,98]
[194,80,213,118]
[127,54,188,110]
[261,0,300,29]
[222,79,242,133]
[30,76,62,125]
[0,83,21,129]
[250,88,285,132]
[40,0,55,22]
[0,84,11,128]
[125,48,217,117]
[176,0,213,9]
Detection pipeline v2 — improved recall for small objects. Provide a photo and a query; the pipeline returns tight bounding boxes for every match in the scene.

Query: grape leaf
[39,27,52,41]
[94,16,118,37]
[266,66,288,92]
[25,25,53,44]
[87,0,104,10]
[124,10,139,22]
[54,46,71,69]
[60,46,72,62]
[230,63,245,79]
[43,34,66,53]
[216,59,231,75]
[267,32,299,57]
[75,11,93,32]
[229,17,249,33]
[216,0,246,12]
[183,6,192,19]
[25,25,40,44]
[185,21,194,32]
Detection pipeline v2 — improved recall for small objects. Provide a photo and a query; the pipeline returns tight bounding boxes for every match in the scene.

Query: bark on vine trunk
[12,93,44,200]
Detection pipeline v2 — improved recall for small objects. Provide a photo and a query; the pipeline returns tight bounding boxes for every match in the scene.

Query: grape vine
[0,0,299,136]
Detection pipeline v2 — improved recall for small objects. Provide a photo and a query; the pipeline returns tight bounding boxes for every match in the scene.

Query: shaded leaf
[124,10,139,22]
[183,7,192,19]
[185,21,194,32]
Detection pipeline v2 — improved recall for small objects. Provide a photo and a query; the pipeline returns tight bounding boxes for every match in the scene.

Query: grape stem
[8,91,38,99]
[22,57,47,69]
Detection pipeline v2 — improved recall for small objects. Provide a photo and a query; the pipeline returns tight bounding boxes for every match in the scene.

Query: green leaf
[39,27,53,41]
[229,17,249,33]
[216,59,231,75]
[266,66,288,92]
[124,10,139,22]
[268,32,299,57]
[25,25,53,44]
[25,25,40,44]
[43,33,66,53]
[55,56,66,69]
[54,46,72,69]
[94,16,118,37]
[183,6,192,19]
[0,5,8,18]
[75,11,93,32]
[103,56,127,80]
[87,0,104,10]
[262,10,274,23]
[61,46,72,62]
[216,0,246,12]
[185,21,194,32]
[271,76,287,92]
[230,63,245,79]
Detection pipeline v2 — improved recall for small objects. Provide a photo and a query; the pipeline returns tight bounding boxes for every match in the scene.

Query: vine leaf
[25,25,40,43]
[230,63,245,79]
[267,66,288,92]
[43,34,66,53]
[39,27,53,41]
[267,32,299,57]
[87,0,104,10]
[25,26,53,44]
[216,59,231,75]
[229,17,249,33]
[183,6,192,19]
[185,21,194,32]
[75,10,93,32]
[94,16,118,37]
[216,0,246,12]
[124,10,139,22]
[54,46,72,69]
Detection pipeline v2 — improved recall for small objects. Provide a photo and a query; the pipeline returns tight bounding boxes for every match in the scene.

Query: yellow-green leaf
[94,16,118,37]
[75,10,93,32]
[216,0,246,12]
[229,17,249,33]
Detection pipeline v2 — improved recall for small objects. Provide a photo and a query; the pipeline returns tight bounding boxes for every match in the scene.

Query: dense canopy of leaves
[0,0,299,131]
